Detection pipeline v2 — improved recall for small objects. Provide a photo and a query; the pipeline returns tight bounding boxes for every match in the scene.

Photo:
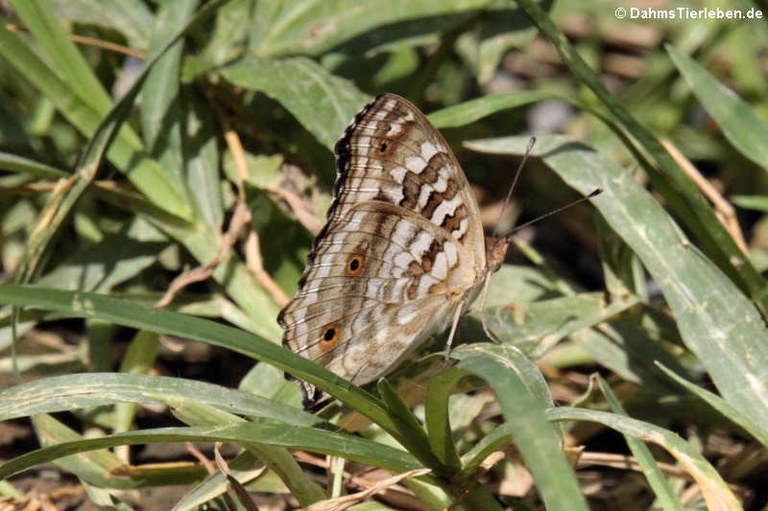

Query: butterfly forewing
[279,93,488,407]
[332,94,485,270]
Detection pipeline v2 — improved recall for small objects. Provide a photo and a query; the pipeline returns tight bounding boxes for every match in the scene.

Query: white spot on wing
[444,242,458,267]
[417,182,432,209]
[375,103,393,120]
[431,195,461,226]
[405,156,424,173]
[353,135,372,150]
[453,218,469,240]
[421,142,439,160]
[388,185,405,204]
[366,279,382,299]
[390,165,407,183]
[432,251,448,280]
[410,230,433,259]
[394,251,414,271]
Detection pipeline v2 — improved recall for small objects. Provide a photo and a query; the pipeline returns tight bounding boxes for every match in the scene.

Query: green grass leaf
[668,44,768,168]
[0,423,423,481]
[0,284,395,430]
[429,90,558,128]
[219,56,370,149]
[455,344,588,511]
[249,0,507,57]
[599,376,685,511]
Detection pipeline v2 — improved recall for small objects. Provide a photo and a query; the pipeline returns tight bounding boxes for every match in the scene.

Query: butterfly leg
[479,272,502,343]
[443,301,465,364]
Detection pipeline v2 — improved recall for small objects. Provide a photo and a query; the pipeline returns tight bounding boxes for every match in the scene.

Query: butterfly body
[279,93,492,407]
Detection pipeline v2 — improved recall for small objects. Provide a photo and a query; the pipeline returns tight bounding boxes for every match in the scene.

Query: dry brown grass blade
[662,139,748,254]
[446,451,506,511]
[186,442,240,510]
[186,442,216,475]
[268,183,324,236]
[224,123,292,306]
[305,468,431,511]
[212,443,260,511]
[245,229,290,306]
[156,121,289,308]
[6,23,145,58]
[155,198,250,307]
[576,451,688,479]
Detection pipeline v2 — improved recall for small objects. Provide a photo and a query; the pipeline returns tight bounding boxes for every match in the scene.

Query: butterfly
[278,93,510,408]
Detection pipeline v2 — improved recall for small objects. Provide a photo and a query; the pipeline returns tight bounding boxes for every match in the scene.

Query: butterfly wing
[279,202,477,394]
[279,94,487,407]
[332,93,486,273]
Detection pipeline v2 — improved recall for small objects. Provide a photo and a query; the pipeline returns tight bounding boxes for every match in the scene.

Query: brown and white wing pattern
[332,93,485,274]
[278,94,487,407]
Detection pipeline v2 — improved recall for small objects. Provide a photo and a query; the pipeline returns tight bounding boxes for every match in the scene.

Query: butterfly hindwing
[280,202,476,388]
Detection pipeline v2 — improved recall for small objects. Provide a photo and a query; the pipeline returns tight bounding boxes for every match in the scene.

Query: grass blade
[219,56,369,149]
[455,344,588,511]
[667,44,768,168]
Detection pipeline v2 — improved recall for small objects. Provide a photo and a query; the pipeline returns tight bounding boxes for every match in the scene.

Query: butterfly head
[485,236,511,274]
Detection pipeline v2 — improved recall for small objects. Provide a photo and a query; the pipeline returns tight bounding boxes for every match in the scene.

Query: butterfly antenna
[478,188,602,344]
[491,136,537,239]
[480,137,537,343]
[479,137,536,344]
[481,137,602,342]
[501,188,603,241]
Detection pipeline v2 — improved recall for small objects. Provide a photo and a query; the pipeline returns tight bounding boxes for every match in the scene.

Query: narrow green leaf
[731,194,768,213]
[31,414,124,487]
[35,233,164,292]
[0,373,319,427]
[599,376,686,511]
[0,423,423,480]
[428,90,556,128]
[250,0,499,57]
[51,0,154,49]
[455,345,587,511]
[459,423,514,476]
[204,0,253,63]
[182,90,224,229]
[424,367,468,469]
[569,321,691,393]
[142,0,198,152]
[668,44,768,168]
[219,56,369,149]
[483,291,640,356]
[656,363,768,447]
[10,0,114,115]
[0,152,67,180]
[377,379,447,476]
